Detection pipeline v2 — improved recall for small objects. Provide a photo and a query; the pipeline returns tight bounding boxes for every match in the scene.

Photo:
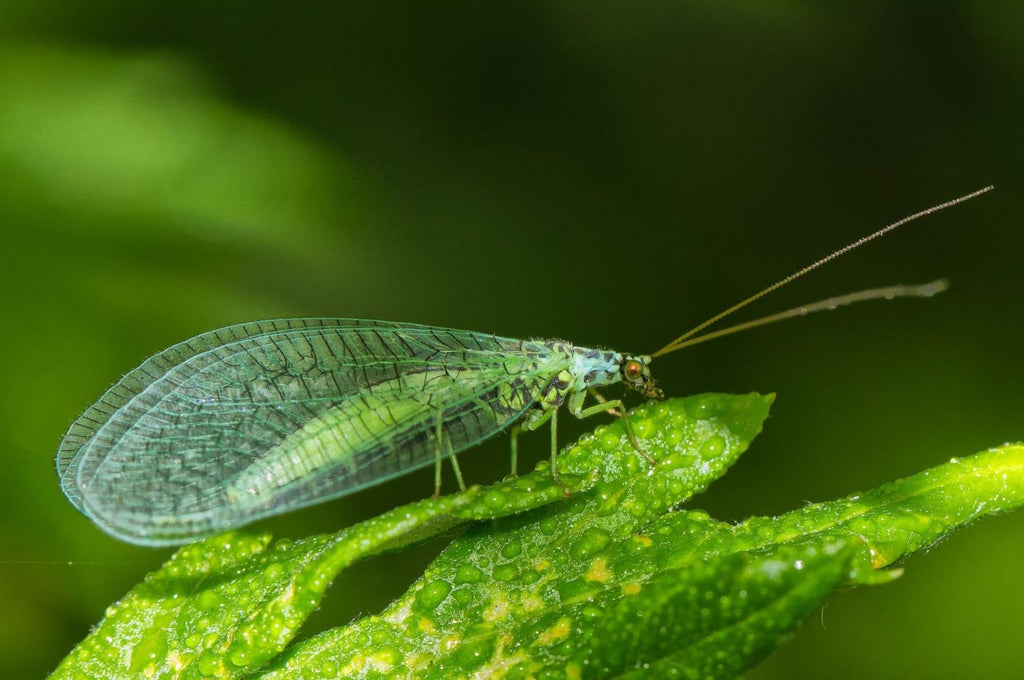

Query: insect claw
[624,426,657,467]
[616,408,656,467]
[634,443,657,467]
[552,472,572,497]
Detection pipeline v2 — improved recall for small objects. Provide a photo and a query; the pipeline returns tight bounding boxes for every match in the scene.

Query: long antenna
[652,280,947,356]
[651,186,993,358]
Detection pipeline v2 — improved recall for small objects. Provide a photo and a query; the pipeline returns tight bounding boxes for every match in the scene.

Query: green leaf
[49,394,1024,680]
[0,43,355,256]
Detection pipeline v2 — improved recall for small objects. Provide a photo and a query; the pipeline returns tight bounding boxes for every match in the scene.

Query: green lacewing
[57,187,991,545]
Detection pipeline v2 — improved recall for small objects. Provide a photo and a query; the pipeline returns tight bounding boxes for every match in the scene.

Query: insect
[56,187,991,546]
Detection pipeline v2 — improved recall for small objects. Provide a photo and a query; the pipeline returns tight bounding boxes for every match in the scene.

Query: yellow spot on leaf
[520,594,544,612]
[537,616,572,646]
[621,582,641,596]
[485,595,511,622]
[418,617,437,635]
[167,651,185,672]
[366,653,396,672]
[585,556,612,583]
[384,598,413,625]
[341,650,397,676]
[469,651,532,680]
[404,653,432,671]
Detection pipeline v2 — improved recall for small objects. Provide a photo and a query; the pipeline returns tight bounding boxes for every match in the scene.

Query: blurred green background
[2,2,1021,678]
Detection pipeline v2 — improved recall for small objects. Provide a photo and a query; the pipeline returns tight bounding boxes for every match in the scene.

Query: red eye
[624,360,643,380]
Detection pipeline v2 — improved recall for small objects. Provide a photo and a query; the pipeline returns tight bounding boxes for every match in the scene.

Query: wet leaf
[49,394,1024,679]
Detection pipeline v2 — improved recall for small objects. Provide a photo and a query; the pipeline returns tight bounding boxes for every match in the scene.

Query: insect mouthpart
[621,355,663,399]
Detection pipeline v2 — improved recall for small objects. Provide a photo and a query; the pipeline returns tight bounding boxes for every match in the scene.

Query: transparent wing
[56,319,565,545]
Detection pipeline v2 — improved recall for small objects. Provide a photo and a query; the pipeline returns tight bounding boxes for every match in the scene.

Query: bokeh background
[2,2,1021,678]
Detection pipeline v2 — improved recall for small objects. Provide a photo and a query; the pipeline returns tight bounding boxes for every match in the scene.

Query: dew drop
[571,527,612,559]
[455,564,483,584]
[228,647,250,668]
[501,541,523,559]
[492,564,519,581]
[415,580,452,611]
[699,435,726,460]
[483,490,507,510]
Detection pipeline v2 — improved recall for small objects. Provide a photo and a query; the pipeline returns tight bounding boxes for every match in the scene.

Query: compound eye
[624,359,644,381]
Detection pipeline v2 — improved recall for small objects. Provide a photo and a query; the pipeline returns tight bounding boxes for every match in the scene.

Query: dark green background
[2,2,1021,678]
